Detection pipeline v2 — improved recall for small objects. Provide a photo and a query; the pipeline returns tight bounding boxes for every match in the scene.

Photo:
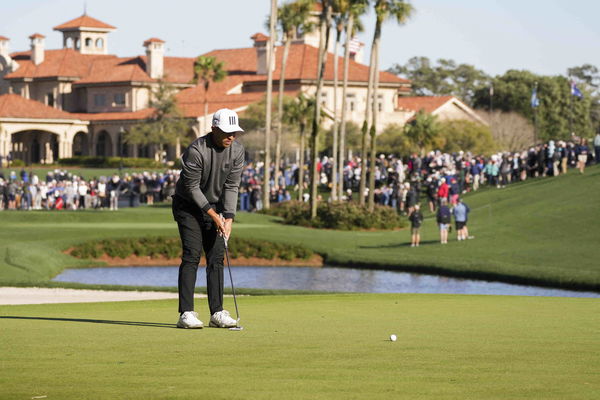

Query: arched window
[96,38,104,49]
[66,37,73,49]
[85,38,92,48]
[95,131,112,157]
[75,38,80,50]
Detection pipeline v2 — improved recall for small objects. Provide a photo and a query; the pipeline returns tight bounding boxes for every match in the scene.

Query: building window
[349,102,355,112]
[96,38,104,49]
[85,38,92,47]
[46,93,54,107]
[94,94,106,107]
[378,102,383,112]
[114,93,126,106]
[75,38,80,49]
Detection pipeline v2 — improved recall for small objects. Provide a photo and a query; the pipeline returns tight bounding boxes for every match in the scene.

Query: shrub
[57,156,163,168]
[264,201,405,230]
[69,236,314,261]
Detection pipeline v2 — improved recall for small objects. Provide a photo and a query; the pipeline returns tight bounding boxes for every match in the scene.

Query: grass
[0,165,599,291]
[1,294,598,399]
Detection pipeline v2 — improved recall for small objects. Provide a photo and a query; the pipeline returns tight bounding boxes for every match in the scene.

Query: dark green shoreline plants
[70,236,314,262]
[263,201,405,230]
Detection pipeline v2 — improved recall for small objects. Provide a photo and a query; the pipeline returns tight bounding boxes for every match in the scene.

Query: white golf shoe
[209,310,237,328]
[177,311,203,329]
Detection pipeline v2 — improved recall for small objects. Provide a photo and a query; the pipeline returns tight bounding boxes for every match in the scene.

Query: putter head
[228,318,243,331]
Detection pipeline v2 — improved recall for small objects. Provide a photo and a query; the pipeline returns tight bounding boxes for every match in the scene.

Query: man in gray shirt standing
[172,108,245,329]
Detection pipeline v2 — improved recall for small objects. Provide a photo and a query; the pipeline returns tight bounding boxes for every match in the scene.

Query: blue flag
[531,86,540,108]
[571,81,583,99]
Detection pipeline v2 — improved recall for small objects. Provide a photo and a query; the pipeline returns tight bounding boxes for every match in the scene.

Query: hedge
[70,236,314,261]
[263,201,406,230]
[58,156,164,168]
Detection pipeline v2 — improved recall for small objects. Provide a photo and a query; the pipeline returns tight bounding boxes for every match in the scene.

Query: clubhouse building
[0,13,484,165]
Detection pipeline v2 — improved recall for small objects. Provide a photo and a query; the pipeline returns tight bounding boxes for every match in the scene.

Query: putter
[223,236,243,331]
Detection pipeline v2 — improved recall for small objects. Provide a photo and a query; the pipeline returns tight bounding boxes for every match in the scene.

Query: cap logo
[229,116,237,125]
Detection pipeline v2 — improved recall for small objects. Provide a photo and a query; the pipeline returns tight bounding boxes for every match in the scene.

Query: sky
[2,0,599,77]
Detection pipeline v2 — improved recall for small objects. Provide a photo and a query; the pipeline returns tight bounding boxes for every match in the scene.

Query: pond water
[52,265,599,298]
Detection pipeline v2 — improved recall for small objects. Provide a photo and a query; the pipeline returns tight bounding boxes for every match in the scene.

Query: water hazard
[52,265,599,298]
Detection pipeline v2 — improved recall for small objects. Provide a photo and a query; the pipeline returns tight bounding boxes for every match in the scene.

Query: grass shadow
[0,316,176,329]
[360,239,442,249]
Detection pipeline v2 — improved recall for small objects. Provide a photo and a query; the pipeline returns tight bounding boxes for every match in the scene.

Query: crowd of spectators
[1,133,598,213]
[0,168,179,211]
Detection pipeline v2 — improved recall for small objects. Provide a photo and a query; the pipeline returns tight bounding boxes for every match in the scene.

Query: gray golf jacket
[175,134,244,219]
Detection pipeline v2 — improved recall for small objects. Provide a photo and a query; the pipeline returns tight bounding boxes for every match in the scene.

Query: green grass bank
[0,166,599,291]
[1,294,598,399]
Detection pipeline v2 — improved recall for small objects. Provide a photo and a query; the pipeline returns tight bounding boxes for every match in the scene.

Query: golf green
[1,294,598,399]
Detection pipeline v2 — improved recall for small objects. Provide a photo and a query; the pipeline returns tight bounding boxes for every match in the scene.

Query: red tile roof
[0,93,155,122]
[397,96,454,113]
[204,43,409,85]
[0,94,80,120]
[6,49,194,84]
[6,49,115,80]
[0,36,9,41]
[53,15,116,31]
[29,33,46,39]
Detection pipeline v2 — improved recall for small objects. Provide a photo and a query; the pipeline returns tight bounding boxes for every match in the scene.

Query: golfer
[172,108,245,329]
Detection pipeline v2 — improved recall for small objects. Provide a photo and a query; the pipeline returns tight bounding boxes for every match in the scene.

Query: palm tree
[336,0,368,201]
[283,94,316,200]
[191,56,227,133]
[366,0,413,211]
[263,0,278,210]
[310,0,333,219]
[274,0,314,191]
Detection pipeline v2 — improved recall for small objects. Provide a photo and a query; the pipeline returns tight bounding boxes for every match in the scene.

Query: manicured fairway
[1,294,598,399]
[2,166,599,290]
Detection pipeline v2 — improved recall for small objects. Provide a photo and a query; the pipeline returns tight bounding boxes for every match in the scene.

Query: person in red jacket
[436,178,449,205]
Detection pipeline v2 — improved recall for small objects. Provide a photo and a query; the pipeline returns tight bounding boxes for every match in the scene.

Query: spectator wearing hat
[452,198,470,241]
[436,198,451,244]
[408,204,423,247]
[576,139,589,174]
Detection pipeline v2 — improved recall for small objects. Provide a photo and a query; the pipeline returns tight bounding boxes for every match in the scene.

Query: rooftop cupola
[53,14,116,54]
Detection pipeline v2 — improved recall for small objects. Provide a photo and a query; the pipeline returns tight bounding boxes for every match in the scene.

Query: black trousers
[172,195,225,315]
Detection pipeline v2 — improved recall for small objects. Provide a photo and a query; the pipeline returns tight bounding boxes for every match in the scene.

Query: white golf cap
[212,108,244,133]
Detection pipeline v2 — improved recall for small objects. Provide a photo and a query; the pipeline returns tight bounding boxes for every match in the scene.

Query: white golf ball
[390,334,397,342]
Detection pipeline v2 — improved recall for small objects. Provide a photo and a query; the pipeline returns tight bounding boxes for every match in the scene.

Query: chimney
[0,36,10,57]
[143,38,165,79]
[251,33,273,75]
[29,33,45,65]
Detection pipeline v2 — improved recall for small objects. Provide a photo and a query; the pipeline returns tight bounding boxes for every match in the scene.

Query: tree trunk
[203,95,209,134]
[330,29,341,201]
[368,34,381,212]
[310,1,331,219]
[298,122,306,201]
[338,14,354,201]
[275,38,291,192]
[360,32,376,206]
[263,0,278,210]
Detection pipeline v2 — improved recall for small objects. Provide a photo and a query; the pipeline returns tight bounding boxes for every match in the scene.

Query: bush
[57,156,163,168]
[264,201,405,230]
[69,236,314,261]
